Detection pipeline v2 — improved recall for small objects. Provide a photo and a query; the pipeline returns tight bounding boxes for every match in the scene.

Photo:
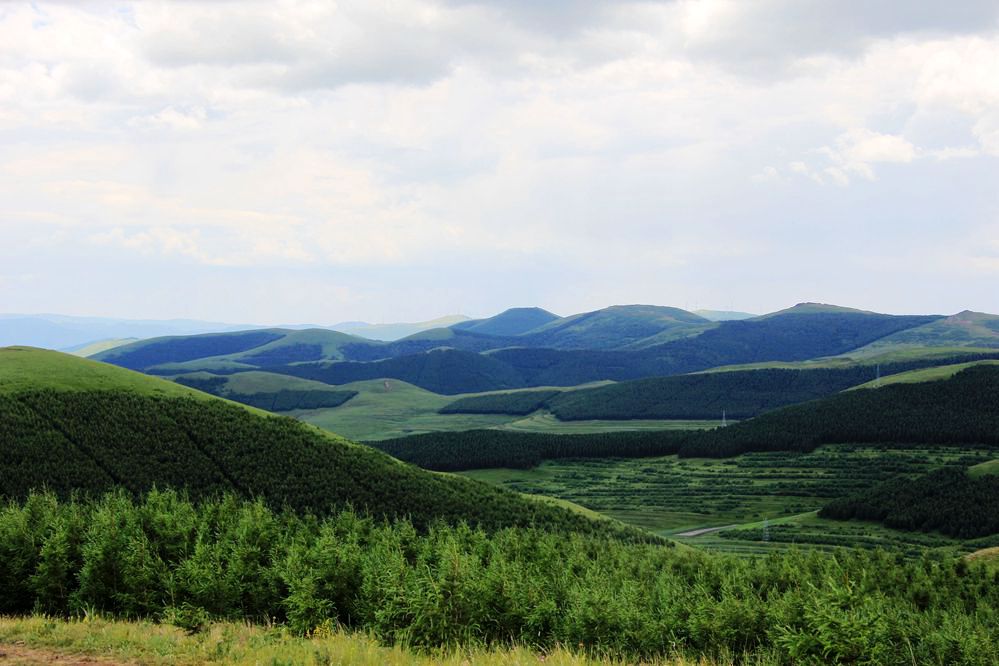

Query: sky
[1,1,998,325]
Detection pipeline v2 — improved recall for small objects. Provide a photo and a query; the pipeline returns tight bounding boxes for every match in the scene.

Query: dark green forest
[377,366,999,470]
[439,355,999,419]
[0,390,643,538]
[821,467,999,538]
[1,490,996,664]
[678,364,999,457]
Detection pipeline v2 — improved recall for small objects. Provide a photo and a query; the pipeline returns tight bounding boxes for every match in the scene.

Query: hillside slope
[93,328,379,371]
[518,305,711,350]
[849,310,999,356]
[452,307,560,336]
[0,348,640,536]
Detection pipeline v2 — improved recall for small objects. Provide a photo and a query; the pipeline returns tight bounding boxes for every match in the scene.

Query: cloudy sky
[2,1,998,324]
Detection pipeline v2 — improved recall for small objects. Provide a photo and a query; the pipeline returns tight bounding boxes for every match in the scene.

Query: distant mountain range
[78,302,999,395]
[0,314,261,351]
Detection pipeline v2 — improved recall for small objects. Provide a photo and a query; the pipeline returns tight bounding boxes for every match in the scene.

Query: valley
[4,301,999,664]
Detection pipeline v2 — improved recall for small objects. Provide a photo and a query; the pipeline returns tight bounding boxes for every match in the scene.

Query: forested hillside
[379,365,999,470]
[821,467,999,538]
[0,348,643,538]
[680,364,999,457]
[439,352,999,419]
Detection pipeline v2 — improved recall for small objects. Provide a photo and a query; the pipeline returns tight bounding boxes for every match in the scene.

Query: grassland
[295,378,718,440]
[0,616,734,666]
[460,445,998,550]
[66,338,138,357]
[970,458,999,477]
[700,345,999,373]
[851,360,999,389]
[0,347,210,399]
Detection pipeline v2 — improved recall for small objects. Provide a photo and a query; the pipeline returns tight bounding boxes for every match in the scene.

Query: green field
[461,445,999,550]
[68,337,138,357]
[851,360,999,389]
[970,458,999,478]
[294,378,720,440]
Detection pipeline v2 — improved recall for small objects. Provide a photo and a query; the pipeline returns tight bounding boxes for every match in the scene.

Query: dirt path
[0,643,133,665]
[674,524,738,537]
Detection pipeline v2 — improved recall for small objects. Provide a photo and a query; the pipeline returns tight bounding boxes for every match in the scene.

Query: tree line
[377,366,999,469]
[821,467,999,538]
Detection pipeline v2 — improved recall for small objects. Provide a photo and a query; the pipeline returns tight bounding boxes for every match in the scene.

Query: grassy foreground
[0,616,747,665]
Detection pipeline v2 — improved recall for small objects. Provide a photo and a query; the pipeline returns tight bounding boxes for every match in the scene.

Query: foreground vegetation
[0,616,726,666]
[2,491,998,664]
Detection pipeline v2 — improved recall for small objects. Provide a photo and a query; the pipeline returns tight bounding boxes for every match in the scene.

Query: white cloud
[1,2,998,321]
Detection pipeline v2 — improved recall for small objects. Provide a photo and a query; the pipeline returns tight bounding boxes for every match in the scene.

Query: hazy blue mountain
[0,314,261,350]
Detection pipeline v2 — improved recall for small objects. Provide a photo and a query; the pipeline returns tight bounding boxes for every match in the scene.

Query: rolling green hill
[969,459,999,478]
[850,360,999,389]
[439,352,999,421]
[381,365,999,471]
[0,347,212,398]
[273,348,527,394]
[64,338,138,357]
[94,328,379,371]
[172,371,358,412]
[848,310,999,356]
[452,307,559,336]
[0,347,642,537]
[679,364,999,458]
[93,305,945,396]
[517,305,711,350]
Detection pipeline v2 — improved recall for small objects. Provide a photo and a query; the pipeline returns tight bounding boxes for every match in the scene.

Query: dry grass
[0,616,762,666]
